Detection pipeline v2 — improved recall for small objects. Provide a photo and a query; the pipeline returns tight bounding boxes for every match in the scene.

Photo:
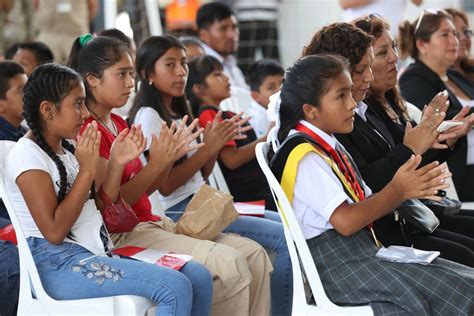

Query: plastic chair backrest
[208,163,230,194]
[0,141,43,303]
[255,142,373,315]
[0,140,59,310]
[0,140,154,315]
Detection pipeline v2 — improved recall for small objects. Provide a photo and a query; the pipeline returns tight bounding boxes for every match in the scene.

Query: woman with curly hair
[301,21,474,267]
[270,53,474,315]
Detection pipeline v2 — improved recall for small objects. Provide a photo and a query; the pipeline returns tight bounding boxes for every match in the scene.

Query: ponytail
[398,21,417,59]
[278,54,349,144]
[399,11,453,60]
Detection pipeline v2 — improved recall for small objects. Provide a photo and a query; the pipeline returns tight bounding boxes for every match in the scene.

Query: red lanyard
[295,122,365,201]
[295,122,381,247]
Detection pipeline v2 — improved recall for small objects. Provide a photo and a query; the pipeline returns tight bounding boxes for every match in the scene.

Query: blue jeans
[0,216,11,229]
[0,240,19,316]
[28,237,212,316]
[167,196,293,316]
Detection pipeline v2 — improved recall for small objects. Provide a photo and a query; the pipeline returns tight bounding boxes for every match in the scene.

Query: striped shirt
[235,0,279,22]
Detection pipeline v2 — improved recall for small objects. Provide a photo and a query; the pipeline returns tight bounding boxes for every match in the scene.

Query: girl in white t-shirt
[5,63,213,315]
[271,54,474,314]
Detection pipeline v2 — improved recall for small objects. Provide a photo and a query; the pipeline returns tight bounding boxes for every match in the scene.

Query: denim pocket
[38,242,78,269]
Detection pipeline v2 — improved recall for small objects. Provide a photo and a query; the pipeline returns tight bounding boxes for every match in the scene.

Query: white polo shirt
[290,120,372,239]
[248,100,271,138]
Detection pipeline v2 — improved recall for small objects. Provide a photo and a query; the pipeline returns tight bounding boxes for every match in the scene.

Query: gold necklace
[88,108,118,136]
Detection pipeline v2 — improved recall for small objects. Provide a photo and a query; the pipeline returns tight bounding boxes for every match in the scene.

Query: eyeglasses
[354,13,384,35]
[414,9,446,35]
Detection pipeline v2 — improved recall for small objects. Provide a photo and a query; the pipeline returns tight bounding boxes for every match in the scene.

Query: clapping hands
[110,124,147,167]
[148,116,205,169]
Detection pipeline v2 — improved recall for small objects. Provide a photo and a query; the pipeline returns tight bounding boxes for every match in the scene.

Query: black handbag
[395,199,440,234]
[419,197,462,216]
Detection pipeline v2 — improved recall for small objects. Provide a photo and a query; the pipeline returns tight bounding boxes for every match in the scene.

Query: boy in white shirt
[246,58,283,137]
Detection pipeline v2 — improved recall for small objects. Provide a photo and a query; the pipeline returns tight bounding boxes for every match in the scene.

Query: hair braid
[23,63,85,203]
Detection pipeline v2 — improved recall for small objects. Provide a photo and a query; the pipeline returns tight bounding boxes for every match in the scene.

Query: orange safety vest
[165,0,200,31]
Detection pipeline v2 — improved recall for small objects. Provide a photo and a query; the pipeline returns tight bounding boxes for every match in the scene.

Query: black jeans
[374,214,474,267]
[436,209,474,239]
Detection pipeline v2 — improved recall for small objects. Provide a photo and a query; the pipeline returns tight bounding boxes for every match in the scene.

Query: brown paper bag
[175,184,239,240]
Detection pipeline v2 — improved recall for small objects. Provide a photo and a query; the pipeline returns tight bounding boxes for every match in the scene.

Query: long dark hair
[23,63,85,202]
[278,55,350,144]
[185,55,223,116]
[128,35,193,127]
[67,36,129,105]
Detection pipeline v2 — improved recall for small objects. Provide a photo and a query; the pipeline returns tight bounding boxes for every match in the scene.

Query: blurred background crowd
[0,0,471,69]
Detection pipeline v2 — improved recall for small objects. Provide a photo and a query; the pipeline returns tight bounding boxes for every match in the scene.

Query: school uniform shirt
[81,114,161,222]
[133,107,204,210]
[248,100,271,138]
[289,120,372,240]
[202,43,249,90]
[5,138,111,255]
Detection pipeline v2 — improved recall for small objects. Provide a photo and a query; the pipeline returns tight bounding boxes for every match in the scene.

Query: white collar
[201,43,237,65]
[354,101,368,122]
[299,120,337,150]
[250,100,267,113]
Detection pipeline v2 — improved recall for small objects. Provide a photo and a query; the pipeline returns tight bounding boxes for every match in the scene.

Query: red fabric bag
[99,188,139,234]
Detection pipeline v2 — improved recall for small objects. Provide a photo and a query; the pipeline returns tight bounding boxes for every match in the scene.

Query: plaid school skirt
[307,229,474,315]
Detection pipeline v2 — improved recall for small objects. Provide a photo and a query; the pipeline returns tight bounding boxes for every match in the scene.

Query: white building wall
[277,0,464,68]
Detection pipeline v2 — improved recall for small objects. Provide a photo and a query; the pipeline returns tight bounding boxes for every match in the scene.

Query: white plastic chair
[0,140,155,315]
[207,163,230,194]
[255,142,373,316]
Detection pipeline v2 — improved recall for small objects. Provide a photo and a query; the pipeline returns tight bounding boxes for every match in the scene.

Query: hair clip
[79,34,94,47]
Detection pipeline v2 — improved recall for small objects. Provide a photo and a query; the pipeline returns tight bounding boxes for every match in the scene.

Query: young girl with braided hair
[4,63,213,315]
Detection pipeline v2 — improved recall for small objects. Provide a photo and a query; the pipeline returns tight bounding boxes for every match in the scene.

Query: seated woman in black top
[269,53,474,315]
[398,9,474,202]
[302,21,474,267]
